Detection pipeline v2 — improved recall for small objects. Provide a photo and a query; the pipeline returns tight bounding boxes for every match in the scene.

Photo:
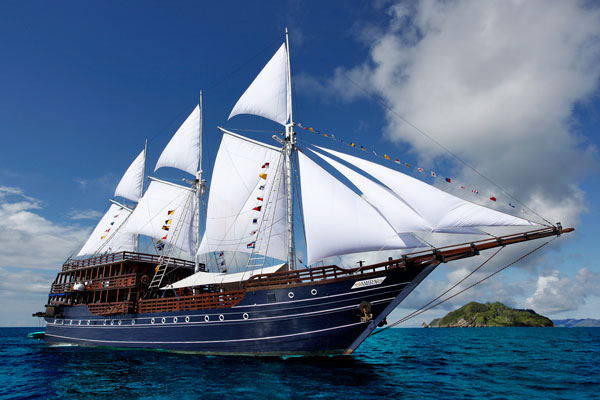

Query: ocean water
[0,327,598,400]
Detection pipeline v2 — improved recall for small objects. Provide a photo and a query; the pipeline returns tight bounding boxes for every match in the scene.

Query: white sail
[124,180,197,255]
[114,149,145,202]
[77,204,135,256]
[309,149,432,234]
[198,130,288,261]
[228,43,290,126]
[155,105,201,176]
[316,146,535,231]
[298,152,419,266]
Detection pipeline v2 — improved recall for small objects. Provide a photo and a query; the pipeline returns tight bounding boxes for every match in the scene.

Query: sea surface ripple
[0,327,598,399]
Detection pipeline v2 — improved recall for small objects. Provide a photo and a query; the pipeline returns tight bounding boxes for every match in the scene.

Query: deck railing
[51,273,145,294]
[138,291,245,314]
[87,301,134,316]
[61,251,196,272]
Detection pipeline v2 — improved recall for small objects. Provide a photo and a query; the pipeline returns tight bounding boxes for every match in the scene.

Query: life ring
[141,275,150,286]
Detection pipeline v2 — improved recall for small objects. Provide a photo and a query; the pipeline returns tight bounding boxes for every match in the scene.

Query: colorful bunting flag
[259,185,265,190]
[490,197,497,202]
[256,197,263,201]
[361,146,366,151]
[472,189,479,194]
[162,235,167,240]
[250,230,257,235]
[162,225,170,231]
[253,206,262,212]
[384,154,390,160]
[101,235,107,239]
[404,163,411,168]
[350,142,355,147]
[168,210,175,216]
[259,173,267,180]
[417,168,424,173]
[247,242,255,248]
[262,162,269,169]
[252,218,258,224]
[394,159,400,164]
[446,178,452,183]
[509,203,516,208]
[431,171,437,177]
[164,219,172,225]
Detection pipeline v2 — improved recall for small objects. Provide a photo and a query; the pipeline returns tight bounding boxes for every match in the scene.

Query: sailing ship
[39,31,572,355]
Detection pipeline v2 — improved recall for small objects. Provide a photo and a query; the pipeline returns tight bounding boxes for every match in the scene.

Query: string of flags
[100,210,122,240]
[247,161,270,249]
[296,122,529,214]
[157,209,175,251]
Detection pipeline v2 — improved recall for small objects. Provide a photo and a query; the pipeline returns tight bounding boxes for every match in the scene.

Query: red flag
[256,197,263,201]
[261,162,269,168]
[253,206,262,212]
[490,197,497,202]
[445,178,451,183]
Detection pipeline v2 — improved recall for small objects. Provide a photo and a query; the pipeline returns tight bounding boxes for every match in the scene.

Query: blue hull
[44,264,435,355]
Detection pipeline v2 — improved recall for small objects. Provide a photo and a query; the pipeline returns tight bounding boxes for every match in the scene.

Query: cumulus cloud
[524,267,600,314]
[0,186,90,271]
[303,0,600,229]
[67,209,104,220]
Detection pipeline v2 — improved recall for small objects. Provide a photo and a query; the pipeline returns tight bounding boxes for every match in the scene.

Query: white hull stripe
[48,297,396,330]
[45,321,366,345]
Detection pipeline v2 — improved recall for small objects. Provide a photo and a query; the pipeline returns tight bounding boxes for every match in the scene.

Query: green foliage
[428,302,553,327]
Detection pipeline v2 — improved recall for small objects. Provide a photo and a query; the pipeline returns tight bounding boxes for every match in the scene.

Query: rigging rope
[304,49,554,227]
[371,237,556,336]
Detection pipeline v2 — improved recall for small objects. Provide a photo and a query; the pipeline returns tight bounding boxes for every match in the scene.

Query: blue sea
[1,327,598,399]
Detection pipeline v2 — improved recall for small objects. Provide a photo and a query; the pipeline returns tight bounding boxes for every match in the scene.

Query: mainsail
[198,130,288,262]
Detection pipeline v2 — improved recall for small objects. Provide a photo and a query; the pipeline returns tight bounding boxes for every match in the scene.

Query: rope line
[371,237,555,335]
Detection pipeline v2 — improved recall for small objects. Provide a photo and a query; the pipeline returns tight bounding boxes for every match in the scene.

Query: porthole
[118,320,122,326]
[204,315,210,322]
[78,320,81,325]
[219,314,225,321]
[87,320,90,326]
[243,313,249,320]
[151,318,155,325]
[185,316,190,323]
[311,289,318,296]
[131,319,136,326]
[288,292,294,299]
[173,317,178,323]
[103,320,107,326]
[161,317,166,324]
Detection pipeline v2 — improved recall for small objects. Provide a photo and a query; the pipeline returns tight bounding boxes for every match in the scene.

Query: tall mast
[195,91,204,273]
[135,138,148,253]
[284,28,296,271]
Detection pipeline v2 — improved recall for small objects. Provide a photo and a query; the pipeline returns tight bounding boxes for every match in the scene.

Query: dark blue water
[1,327,598,399]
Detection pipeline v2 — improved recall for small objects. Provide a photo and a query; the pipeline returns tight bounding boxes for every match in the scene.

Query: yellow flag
[259,173,267,180]
[309,127,314,132]
[323,133,328,137]
[384,154,390,160]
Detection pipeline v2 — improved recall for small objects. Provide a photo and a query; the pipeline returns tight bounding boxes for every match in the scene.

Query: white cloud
[524,267,600,314]
[67,209,104,220]
[0,186,90,271]
[306,0,600,229]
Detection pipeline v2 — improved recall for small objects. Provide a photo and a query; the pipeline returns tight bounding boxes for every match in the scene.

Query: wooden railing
[51,273,145,294]
[88,301,134,316]
[138,291,245,314]
[61,251,196,272]
[246,263,390,289]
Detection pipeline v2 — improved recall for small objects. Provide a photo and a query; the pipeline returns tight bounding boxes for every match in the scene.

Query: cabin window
[267,293,276,303]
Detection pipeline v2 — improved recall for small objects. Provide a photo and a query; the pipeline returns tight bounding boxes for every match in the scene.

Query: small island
[423,301,553,328]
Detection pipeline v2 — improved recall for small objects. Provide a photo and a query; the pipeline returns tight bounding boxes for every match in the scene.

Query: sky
[1,0,599,327]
